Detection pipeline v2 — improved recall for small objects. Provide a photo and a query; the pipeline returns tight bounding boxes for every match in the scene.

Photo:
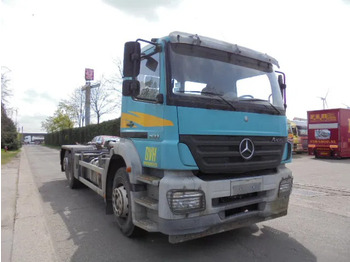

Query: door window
[136,53,160,101]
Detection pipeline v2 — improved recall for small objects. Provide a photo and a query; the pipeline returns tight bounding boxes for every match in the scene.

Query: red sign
[85,68,94,81]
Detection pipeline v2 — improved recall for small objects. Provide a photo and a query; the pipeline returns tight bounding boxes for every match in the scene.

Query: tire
[112,167,140,237]
[64,151,79,189]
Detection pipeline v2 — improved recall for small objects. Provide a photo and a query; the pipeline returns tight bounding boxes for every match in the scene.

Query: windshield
[168,43,284,114]
[297,126,308,136]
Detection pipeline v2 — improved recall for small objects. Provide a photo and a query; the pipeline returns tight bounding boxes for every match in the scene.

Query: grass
[1,148,21,165]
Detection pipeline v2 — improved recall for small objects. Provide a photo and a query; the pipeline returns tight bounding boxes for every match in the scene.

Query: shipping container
[308,108,350,158]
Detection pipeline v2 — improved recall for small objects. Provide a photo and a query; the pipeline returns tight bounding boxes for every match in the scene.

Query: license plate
[231,178,262,195]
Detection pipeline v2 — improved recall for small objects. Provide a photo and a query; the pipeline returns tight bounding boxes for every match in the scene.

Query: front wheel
[112,167,140,237]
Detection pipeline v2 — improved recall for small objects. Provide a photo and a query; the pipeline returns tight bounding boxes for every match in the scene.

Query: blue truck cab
[61,32,293,243]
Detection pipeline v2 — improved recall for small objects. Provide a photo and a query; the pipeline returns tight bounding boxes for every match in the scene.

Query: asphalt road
[22,145,350,262]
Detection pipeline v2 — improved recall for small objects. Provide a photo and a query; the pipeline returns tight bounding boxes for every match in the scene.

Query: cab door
[121,48,170,168]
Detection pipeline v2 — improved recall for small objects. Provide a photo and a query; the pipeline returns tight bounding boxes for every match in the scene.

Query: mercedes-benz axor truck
[60,32,293,243]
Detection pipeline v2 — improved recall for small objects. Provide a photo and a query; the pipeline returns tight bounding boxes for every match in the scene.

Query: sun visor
[169,31,280,68]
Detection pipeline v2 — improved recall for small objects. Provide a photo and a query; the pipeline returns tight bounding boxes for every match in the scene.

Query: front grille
[180,135,286,174]
[302,139,308,149]
[224,204,259,218]
[212,192,259,207]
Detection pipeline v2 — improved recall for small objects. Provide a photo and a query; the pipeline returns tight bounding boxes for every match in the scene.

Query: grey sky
[103,0,182,20]
[2,0,350,132]
[23,89,58,104]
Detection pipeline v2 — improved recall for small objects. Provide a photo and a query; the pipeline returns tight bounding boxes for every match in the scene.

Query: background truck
[24,135,32,144]
[32,136,45,144]
[308,108,350,158]
[60,32,293,243]
[290,118,308,153]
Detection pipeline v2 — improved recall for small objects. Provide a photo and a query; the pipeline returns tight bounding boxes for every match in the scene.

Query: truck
[60,32,293,243]
[24,135,31,144]
[308,108,350,158]
[290,118,308,153]
[32,136,45,144]
[287,120,294,144]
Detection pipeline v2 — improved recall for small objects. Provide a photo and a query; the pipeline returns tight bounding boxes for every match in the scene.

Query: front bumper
[157,166,292,242]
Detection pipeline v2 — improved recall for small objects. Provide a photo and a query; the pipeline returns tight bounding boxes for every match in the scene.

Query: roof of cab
[167,31,279,68]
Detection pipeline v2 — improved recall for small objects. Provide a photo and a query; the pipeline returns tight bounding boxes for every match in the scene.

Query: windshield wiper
[238,98,281,115]
[177,90,237,111]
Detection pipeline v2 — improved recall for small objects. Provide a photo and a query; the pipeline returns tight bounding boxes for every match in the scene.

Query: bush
[2,131,21,150]
[45,118,121,146]
[1,105,21,150]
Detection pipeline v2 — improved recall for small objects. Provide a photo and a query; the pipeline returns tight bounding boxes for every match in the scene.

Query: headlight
[167,190,205,214]
[279,177,293,197]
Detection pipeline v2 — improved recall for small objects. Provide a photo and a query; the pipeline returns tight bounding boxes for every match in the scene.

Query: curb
[1,153,20,262]
[11,149,57,262]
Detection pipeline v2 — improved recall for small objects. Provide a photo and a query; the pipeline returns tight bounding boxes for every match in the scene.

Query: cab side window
[136,53,160,101]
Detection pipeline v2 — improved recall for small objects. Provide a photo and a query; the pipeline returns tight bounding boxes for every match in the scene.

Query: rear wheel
[112,167,140,237]
[314,149,320,159]
[64,151,79,189]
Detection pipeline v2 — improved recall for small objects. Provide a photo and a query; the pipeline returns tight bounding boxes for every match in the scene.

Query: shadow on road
[39,179,316,262]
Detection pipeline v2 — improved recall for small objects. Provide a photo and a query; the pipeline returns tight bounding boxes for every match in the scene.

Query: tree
[70,87,85,127]
[58,101,76,123]
[55,59,122,128]
[103,58,123,113]
[90,76,118,124]
[41,109,74,133]
[1,67,20,149]
[1,104,20,149]
[110,58,123,87]
[1,66,12,108]
[58,87,85,127]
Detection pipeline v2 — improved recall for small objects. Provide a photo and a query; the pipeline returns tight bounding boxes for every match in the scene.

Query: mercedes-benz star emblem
[239,138,255,160]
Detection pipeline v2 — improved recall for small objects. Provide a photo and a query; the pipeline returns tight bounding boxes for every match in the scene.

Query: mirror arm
[136,38,158,46]
[156,94,164,104]
[275,71,286,84]
[136,38,162,58]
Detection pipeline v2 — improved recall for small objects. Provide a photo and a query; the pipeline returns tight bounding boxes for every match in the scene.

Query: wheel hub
[112,186,129,218]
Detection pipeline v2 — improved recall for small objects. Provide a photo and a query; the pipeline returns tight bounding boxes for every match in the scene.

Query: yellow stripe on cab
[121,111,174,128]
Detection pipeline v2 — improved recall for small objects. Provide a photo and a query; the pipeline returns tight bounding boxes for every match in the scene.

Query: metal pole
[82,81,100,126]
[85,82,91,126]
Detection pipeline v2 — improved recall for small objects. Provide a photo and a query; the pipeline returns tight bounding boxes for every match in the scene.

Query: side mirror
[278,75,286,91]
[123,41,141,78]
[276,71,287,109]
[123,80,140,97]
[146,56,158,72]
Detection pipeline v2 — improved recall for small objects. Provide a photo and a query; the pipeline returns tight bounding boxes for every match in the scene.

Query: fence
[45,118,121,146]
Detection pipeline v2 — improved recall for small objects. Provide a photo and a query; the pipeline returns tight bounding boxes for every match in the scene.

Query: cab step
[137,174,161,186]
[134,196,158,210]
